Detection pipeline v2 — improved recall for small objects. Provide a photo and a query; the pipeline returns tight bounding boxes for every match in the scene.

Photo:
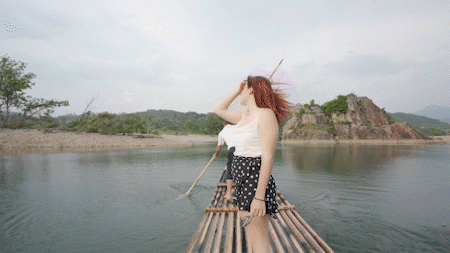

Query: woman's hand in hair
[238,79,246,94]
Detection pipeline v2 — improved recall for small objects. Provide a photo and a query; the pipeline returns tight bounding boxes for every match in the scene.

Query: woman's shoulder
[257,108,277,122]
[258,108,275,117]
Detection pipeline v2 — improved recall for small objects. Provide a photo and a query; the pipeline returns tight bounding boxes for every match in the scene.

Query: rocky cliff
[282,96,428,141]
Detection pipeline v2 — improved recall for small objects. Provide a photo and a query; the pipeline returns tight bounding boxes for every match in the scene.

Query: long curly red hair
[247,76,293,124]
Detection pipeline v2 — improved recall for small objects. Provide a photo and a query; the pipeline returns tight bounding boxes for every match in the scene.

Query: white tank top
[217,124,236,149]
[233,112,262,157]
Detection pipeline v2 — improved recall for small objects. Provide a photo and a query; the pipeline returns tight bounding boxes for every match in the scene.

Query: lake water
[1,143,449,252]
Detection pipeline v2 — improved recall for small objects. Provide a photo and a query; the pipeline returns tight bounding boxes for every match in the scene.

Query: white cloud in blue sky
[1,0,449,116]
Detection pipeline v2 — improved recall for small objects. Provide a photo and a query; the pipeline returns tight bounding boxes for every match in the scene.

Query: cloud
[1,0,450,116]
[325,52,412,78]
[105,91,134,106]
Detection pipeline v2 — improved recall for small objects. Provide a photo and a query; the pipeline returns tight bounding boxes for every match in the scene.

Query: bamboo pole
[279,210,313,253]
[223,203,234,253]
[285,210,324,253]
[203,186,225,252]
[207,185,220,208]
[276,200,315,253]
[277,194,324,253]
[186,213,209,253]
[205,205,294,213]
[269,218,286,253]
[185,156,216,196]
[211,186,224,208]
[236,212,242,253]
[269,243,275,253]
[218,187,227,208]
[206,207,239,212]
[269,59,284,79]
[277,211,300,247]
[272,213,295,253]
[203,212,220,252]
[217,186,226,208]
[195,212,215,250]
[288,233,305,253]
[212,211,227,253]
[291,211,335,253]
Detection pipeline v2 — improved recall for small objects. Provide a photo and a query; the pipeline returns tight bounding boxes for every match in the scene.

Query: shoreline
[281,136,450,146]
[2,129,449,156]
[0,129,217,156]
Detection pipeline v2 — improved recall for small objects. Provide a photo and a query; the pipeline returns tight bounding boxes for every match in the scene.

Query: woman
[213,75,292,253]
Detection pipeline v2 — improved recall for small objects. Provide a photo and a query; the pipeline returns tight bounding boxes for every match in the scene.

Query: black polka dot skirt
[230,155,278,216]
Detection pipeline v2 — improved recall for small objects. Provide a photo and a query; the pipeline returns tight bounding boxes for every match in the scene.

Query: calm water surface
[1,143,449,252]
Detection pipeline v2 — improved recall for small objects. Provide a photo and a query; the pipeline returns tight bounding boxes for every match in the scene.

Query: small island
[282,94,447,144]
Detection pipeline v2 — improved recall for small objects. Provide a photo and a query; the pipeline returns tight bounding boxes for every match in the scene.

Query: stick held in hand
[185,156,216,196]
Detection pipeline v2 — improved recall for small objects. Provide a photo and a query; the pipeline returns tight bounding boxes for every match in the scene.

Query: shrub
[416,127,446,136]
[86,125,98,133]
[296,108,306,119]
[321,95,351,115]
[381,108,396,124]
[327,124,337,136]
[357,102,367,117]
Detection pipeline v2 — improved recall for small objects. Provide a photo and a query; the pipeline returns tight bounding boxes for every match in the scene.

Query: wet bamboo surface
[186,169,335,253]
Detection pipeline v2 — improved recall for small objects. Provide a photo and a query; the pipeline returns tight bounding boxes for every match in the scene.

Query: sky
[1,0,449,116]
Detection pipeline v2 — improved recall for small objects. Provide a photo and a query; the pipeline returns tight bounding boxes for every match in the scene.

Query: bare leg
[224,179,234,201]
[239,210,270,253]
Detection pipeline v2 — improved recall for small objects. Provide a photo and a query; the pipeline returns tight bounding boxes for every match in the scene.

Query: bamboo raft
[186,168,335,253]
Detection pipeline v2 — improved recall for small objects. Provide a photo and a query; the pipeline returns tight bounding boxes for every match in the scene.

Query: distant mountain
[53,114,79,123]
[1,111,19,116]
[134,109,209,119]
[413,105,450,123]
[390,113,450,131]
[53,109,211,122]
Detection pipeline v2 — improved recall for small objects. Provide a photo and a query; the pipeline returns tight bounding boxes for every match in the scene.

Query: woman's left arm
[250,109,279,218]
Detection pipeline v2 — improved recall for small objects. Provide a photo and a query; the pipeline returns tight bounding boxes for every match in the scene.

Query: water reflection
[0,156,27,188]
[282,144,420,175]
[0,158,6,186]
[1,144,448,253]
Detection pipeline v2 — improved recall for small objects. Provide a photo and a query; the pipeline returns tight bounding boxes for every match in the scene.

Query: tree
[14,97,69,128]
[203,113,223,135]
[0,55,35,126]
[184,119,199,132]
[0,55,69,128]
[142,115,153,134]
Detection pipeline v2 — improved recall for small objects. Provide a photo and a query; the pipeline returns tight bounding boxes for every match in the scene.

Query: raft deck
[186,169,335,253]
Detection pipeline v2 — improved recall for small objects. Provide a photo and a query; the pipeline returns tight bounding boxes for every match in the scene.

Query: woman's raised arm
[213,80,246,124]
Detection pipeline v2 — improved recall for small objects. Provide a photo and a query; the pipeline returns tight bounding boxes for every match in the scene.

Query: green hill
[60,109,224,136]
[390,113,450,136]
[413,105,450,123]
